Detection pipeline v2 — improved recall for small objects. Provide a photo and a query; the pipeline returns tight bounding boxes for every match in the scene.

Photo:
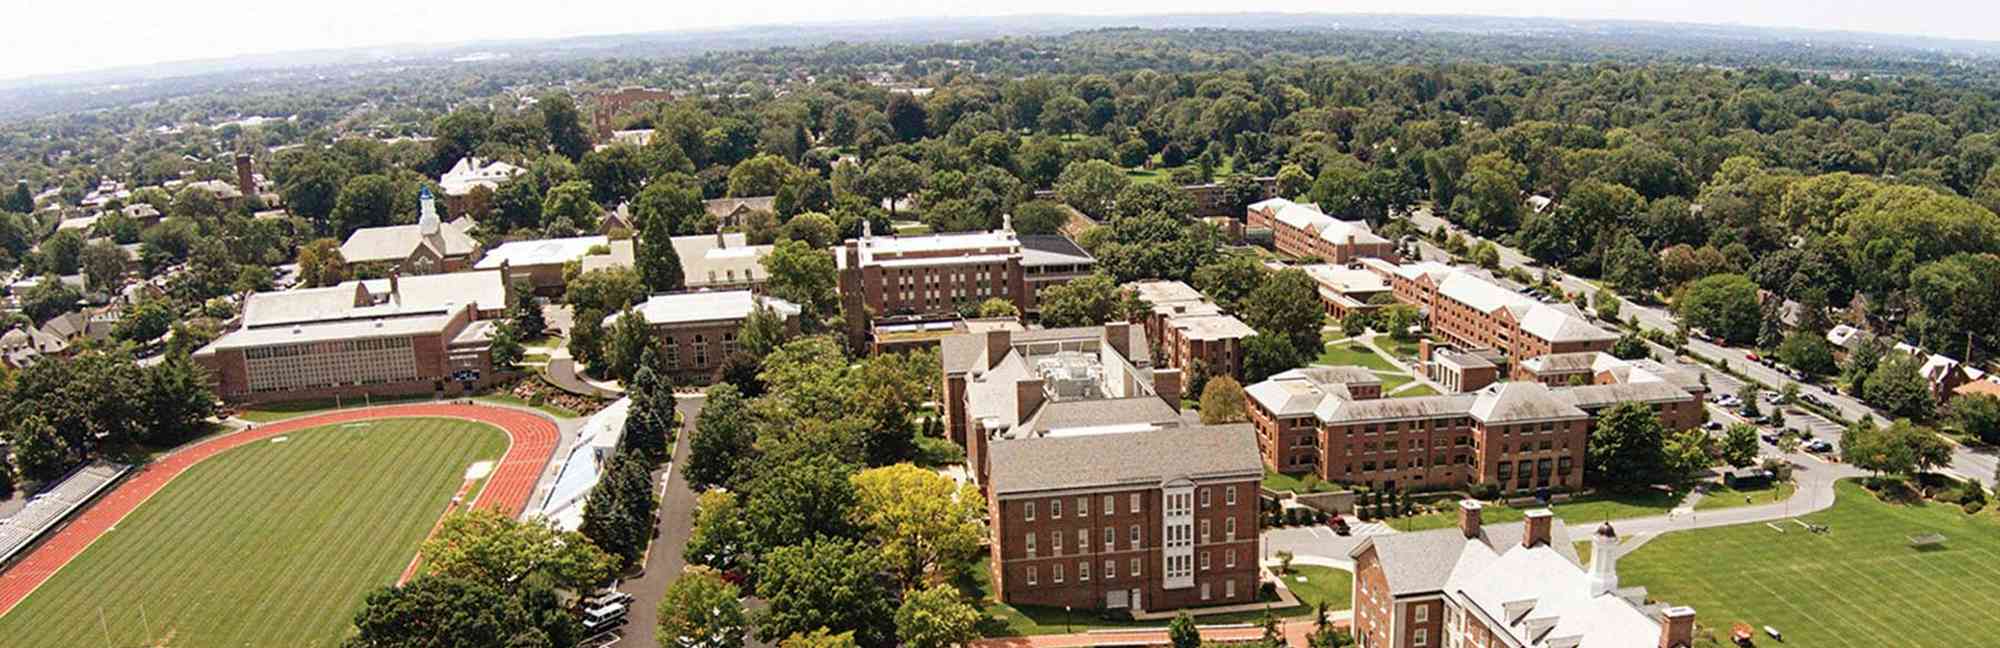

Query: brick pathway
[0,403,559,617]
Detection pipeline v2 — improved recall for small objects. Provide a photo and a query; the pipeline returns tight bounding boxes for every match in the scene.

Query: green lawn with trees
[1621,480,2000,648]
[0,419,506,648]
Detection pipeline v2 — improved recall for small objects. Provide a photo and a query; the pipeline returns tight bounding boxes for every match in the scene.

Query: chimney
[1458,500,1483,538]
[1658,607,1696,648]
[388,270,401,300]
[716,224,727,248]
[234,153,255,198]
[1104,321,1131,360]
[1586,522,1620,596]
[1153,368,1182,412]
[1015,376,1045,424]
[984,329,1013,370]
[1522,509,1552,548]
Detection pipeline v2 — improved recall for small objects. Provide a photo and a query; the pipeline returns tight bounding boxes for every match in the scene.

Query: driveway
[619,394,706,647]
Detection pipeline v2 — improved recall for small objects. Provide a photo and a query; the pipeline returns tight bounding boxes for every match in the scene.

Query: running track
[0,403,560,617]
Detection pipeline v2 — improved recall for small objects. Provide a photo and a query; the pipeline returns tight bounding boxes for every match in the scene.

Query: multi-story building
[1126,280,1256,380]
[836,221,1093,347]
[1350,502,1696,648]
[476,235,613,295]
[192,271,509,403]
[591,87,674,141]
[1247,198,1396,263]
[579,232,775,292]
[937,322,1177,464]
[437,157,526,217]
[1244,368,1700,493]
[603,290,800,384]
[985,424,1263,613]
[1295,263,1394,321]
[339,188,482,275]
[1369,261,1617,365]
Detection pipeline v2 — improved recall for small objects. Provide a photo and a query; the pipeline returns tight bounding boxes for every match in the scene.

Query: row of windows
[1023,558,1143,586]
[1025,525,1144,557]
[244,337,419,393]
[1022,488,1239,522]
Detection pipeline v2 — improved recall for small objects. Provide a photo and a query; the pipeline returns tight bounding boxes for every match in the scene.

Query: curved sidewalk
[0,403,559,617]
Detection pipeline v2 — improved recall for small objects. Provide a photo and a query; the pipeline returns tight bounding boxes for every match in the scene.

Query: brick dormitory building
[837,220,1094,347]
[1247,198,1397,263]
[938,322,1267,613]
[602,290,800,384]
[192,271,509,403]
[1125,280,1257,380]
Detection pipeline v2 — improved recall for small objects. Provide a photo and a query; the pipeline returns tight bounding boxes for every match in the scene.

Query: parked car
[1703,421,1724,431]
[1760,432,1781,444]
[1804,439,1834,453]
[1329,516,1351,536]
[1745,352,1761,362]
[1802,393,1826,406]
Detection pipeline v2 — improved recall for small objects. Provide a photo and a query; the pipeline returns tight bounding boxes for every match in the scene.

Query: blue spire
[419,186,433,200]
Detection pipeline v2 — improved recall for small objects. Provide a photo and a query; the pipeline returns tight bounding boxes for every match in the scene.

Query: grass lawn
[0,418,506,648]
[1265,468,1340,493]
[1316,343,1396,372]
[1621,480,2000,648]
[1388,488,1684,532]
[1374,372,1413,392]
[1378,336,1426,360]
[234,393,437,423]
[970,558,1304,636]
[473,393,582,418]
[1280,566,1353,611]
[1392,384,1441,398]
[1693,481,1798,512]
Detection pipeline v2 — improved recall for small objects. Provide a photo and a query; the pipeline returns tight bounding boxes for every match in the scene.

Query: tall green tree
[1677,274,1762,345]
[331,174,398,238]
[637,208,686,293]
[753,538,894,647]
[1587,402,1669,489]
[657,569,749,648]
[894,584,980,648]
[541,93,591,160]
[687,383,756,491]
[850,464,984,590]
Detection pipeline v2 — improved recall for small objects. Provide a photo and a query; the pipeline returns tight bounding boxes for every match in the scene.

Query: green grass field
[1281,566,1352,611]
[970,558,1303,636]
[1693,481,1796,511]
[0,419,507,648]
[1622,481,2000,648]
[1316,343,1397,372]
[1388,489,1685,531]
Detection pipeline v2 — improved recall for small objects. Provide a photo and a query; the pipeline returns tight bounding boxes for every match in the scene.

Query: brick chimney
[1458,500,1483,538]
[1522,509,1552,548]
[1658,606,1696,648]
[1015,376,1045,424]
[1104,321,1131,360]
[985,329,1013,370]
[1153,368,1182,412]
[235,153,255,198]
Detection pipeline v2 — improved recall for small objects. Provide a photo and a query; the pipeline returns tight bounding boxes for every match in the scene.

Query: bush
[1966,500,1987,515]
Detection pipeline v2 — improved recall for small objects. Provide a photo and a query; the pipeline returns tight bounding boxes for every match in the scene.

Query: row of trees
[2,350,215,489]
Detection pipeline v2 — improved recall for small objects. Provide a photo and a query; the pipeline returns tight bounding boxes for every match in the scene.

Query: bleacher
[0,462,130,566]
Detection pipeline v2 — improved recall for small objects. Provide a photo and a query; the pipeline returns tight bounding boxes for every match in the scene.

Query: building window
[1130,558,1141,577]
[1051,499,1062,518]
[1130,525,1142,548]
[1104,527,1115,550]
[1026,566,1037,586]
[1025,533,1036,558]
[1226,517,1236,541]
[1077,496,1088,516]
[1105,559,1116,580]
[1076,529,1087,551]
[1024,502,1035,521]
[1413,628,1428,647]
[1103,495,1114,512]
[1130,493,1140,513]
[1199,488,1210,508]
[1200,551,1210,571]
[1052,564,1064,583]
[1226,486,1237,505]
[1226,579,1236,599]
[1201,583,1211,601]
[1226,550,1236,568]
[1079,561,1090,581]
[1200,519,1210,543]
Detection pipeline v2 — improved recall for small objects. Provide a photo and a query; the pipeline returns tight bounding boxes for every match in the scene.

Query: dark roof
[1018,235,1095,266]
[986,424,1262,496]
[1355,519,1580,596]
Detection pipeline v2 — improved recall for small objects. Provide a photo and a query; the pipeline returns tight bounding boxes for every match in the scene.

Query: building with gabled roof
[438,157,526,215]
[602,290,801,383]
[339,189,482,275]
[1351,502,1697,648]
[837,220,1095,348]
[1370,261,1615,366]
[1248,198,1396,263]
[1124,280,1257,379]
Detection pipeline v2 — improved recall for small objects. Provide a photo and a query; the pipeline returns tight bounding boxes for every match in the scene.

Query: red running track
[0,403,559,618]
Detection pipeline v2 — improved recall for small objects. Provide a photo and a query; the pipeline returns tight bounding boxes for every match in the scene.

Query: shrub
[1966,501,1987,515]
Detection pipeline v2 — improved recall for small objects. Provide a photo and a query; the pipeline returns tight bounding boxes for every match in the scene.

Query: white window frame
[1105,559,1116,580]
[1053,563,1065,583]
[1130,493,1140,513]
[1200,488,1210,508]
[1077,496,1089,516]
[1025,532,1036,558]
[1226,485,1238,506]
[1024,501,1035,521]
[1414,604,1429,623]
[1413,628,1428,647]
[1079,561,1090,581]
[1051,498,1062,519]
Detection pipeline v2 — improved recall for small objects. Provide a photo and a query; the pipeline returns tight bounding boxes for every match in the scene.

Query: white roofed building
[602,290,800,383]
[476,235,610,294]
[339,188,482,275]
[438,157,526,216]
[1247,198,1397,263]
[1369,261,1617,366]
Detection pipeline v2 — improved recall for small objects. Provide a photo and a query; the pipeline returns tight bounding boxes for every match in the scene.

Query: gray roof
[672,232,773,288]
[1468,382,1586,424]
[1017,235,1095,267]
[241,271,506,329]
[1021,396,1185,434]
[1554,381,1696,410]
[1519,351,1600,374]
[942,324,1150,375]
[339,221,479,263]
[1246,367,1382,417]
[704,196,774,217]
[1355,518,1580,596]
[987,424,1262,496]
[608,291,800,327]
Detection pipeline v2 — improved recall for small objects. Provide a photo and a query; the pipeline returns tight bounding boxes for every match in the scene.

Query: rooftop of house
[339,221,480,263]
[1169,313,1259,341]
[606,290,800,328]
[703,196,775,217]
[439,157,525,196]
[674,232,774,287]
[842,228,1022,268]
[1250,370,1600,425]
[200,307,469,351]
[475,235,609,269]
[1250,198,1391,246]
[1430,268,1614,344]
[986,423,1261,496]
[1295,263,1391,295]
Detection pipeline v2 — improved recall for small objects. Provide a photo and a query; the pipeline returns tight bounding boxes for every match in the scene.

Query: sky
[9,0,2000,81]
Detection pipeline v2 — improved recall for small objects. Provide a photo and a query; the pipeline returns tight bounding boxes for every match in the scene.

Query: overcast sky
[9,0,2000,80]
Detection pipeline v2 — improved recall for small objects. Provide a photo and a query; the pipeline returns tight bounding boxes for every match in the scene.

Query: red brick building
[837,223,1093,348]
[604,290,800,384]
[985,424,1264,613]
[1350,503,1697,648]
[1297,263,1394,321]
[1248,198,1397,263]
[192,271,509,403]
[1369,261,1616,365]
[1126,280,1256,380]
[591,87,674,141]
[338,188,482,276]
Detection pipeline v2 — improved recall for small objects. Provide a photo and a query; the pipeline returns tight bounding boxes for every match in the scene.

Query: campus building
[339,188,482,275]
[192,271,509,403]
[1125,280,1256,380]
[579,232,775,292]
[985,424,1263,613]
[836,221,1094,347]
[1244,368,1700,493]
[1369,261,1616,365]
[603,290,801,384]
[937,322,1175,461]
[1295,263,1394,321]
[477,235,612,295]
[1247,198,1396,263]
[438,157,526,217]
[1349,503,1696,648]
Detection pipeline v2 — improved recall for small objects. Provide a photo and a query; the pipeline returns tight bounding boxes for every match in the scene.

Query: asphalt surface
[1404,207,1997,488]
[616,394,705,648]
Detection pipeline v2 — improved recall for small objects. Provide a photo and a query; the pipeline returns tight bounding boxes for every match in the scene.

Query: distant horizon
[9,3,2000,83]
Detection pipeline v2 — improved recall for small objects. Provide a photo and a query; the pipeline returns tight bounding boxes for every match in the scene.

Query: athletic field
[0,418,506,647]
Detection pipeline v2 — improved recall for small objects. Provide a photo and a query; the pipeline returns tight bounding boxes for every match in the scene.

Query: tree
[1864,353,1938,420]
[856,156,924,218]
[753,538,894,647]
[850,464,984,590]
[541,93,591,160]
[1587,402,1668,489]
[566,267,647,314]
[19,276,81,325]
[489,321,524,371]
[602,309,658,382]
[36,230,84,276]
[1722,423,1761,468]
[1191,254,1268,312]
[332,174,398,237]
[1677,274,1762,346]
[895,584,979,648]
[745,458,860,555]
[579,145,648,205]
[7,415,71,483]
[580,452,656,570]
[1009,200,1071,236]
[1037,273,1127,328]
[1776,332,1837,376]
[1739,384,1762,418]
[4,181,31,213]
[346,574,577,648]
[541,180,600,233]
[657,569,749,648]
[296,238,348,288]
[1199,376,1249,424]
[1948,393,2000,445]
[1242,269,1322,353]
[687,383,756,491]
[779,629,859,648]
[1169,612,1202,648]
[1609,332,1649,360]
[762,240,839,332]
[685,490,749,573]
[282,161,345,231]
[1243,334,1305,383]
[114,299,174,343]
[420,509,616,592]
[569,307,608,371]
[1054,159,1131,219]
[974,297,1019,319]
[1662,428,1715,480]
[509,280,546,337]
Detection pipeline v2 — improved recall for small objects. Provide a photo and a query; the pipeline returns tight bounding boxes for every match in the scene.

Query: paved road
[1406,207,1997,488]
[620,394,705,648]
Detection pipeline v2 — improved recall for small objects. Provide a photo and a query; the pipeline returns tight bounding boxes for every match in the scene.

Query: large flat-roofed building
[1370,261,1617,365]
[339,189,482,275]
[477,235,611,294]
[192,271,509,403]
[1351,504,1696,648]
[985,424,1263,613]
[1247,198,1396,263]
[579,232,775,292]
[604,290,800,383]
[938,322,1177,462]
[1245,367,1699,493]
[1294,263,1394,321]
[1125,280,1256,380]
[837,223,1094,347]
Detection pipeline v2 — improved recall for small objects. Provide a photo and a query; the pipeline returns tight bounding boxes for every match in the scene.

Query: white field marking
[464,460,496,481]
[269,436,289,443]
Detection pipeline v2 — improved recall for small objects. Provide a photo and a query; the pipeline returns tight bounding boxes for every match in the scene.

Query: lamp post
[1065,605,1072,633]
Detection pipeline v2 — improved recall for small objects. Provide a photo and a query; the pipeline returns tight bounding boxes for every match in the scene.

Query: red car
[1745,352,1761,362]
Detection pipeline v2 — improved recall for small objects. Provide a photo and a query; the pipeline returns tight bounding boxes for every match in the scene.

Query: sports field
[0,418,507,648]
[1620,480,2000,648]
